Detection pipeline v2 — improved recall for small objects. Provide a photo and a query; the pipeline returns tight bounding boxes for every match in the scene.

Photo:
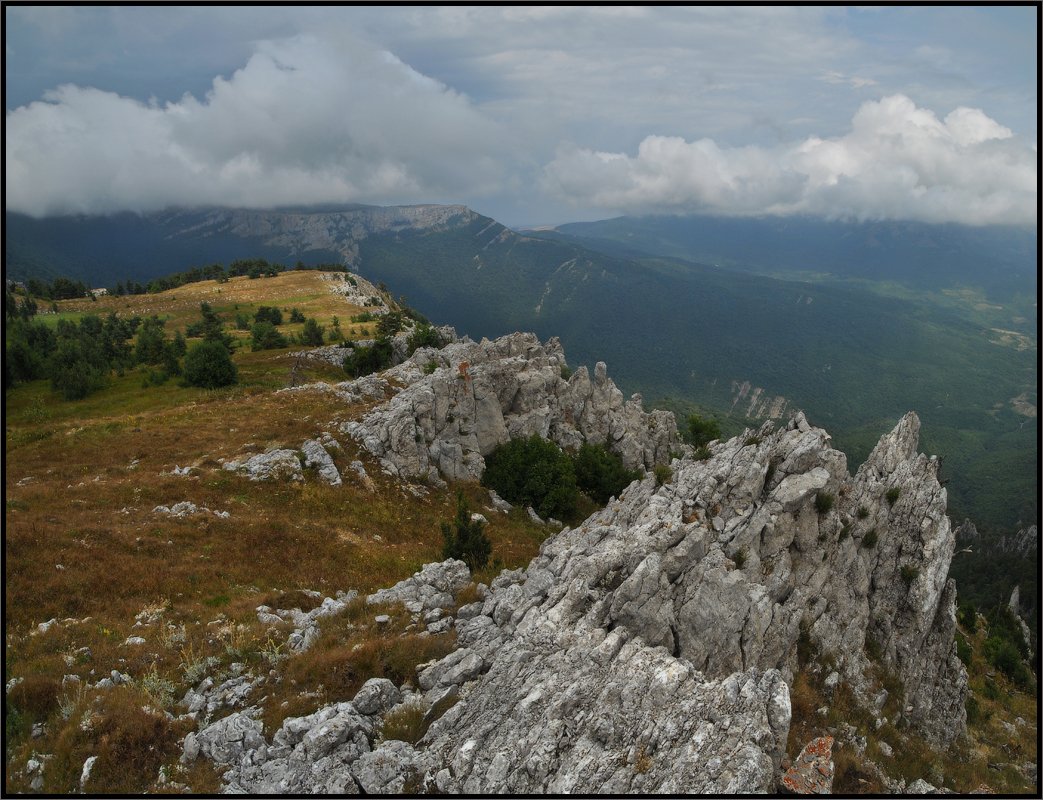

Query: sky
[4,5,1038,227]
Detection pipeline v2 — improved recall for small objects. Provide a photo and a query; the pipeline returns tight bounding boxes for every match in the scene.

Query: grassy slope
[4,274,551,793]
[5,262,1035,795]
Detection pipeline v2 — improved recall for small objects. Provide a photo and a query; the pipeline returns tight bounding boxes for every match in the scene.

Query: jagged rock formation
[957,519,1038,559]
[188,409,967,794]
[342,332,678,483]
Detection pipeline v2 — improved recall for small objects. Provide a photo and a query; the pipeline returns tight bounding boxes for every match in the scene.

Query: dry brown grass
[5,336,551,793]
[786,632,1037,796]
[55,272,377,340]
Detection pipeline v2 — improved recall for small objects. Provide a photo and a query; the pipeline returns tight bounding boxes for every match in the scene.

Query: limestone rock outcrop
[342,332,678,483]
[190,409,967,793]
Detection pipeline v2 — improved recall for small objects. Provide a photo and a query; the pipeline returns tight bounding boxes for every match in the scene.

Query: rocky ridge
[185,393,967,792]
[341,331,679,484]
[172,204,479,267]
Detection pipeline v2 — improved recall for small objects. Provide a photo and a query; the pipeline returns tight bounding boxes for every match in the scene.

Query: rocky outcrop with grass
[342,331,679,483]
[188,409,967,793]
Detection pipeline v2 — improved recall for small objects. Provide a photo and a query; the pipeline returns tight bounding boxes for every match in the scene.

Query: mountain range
[6,205,1037,546]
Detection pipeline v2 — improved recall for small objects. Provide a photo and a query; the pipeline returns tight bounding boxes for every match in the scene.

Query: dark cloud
[6,34,508,216]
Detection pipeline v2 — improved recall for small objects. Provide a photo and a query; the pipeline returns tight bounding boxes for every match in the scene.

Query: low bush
[343,338,394,378]
[406,324,443,354]
[482,435,579,520]
[441,492,492,571]
[957,602,977,633]
[254,306,283,326]
[955,633,972,666]
[251,321,288,351]
[182,340,237,388]
[653,463,672,486]
[856,505,870,519]
[301,318,325,346]
[886,487,901,505]
[684,412,721,448]
[814,492,834,514]
[861,528,878,548]
[573,442,640,504]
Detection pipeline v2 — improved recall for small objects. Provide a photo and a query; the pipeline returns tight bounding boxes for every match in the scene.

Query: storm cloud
[5,7,1037,226]
[542,96,1036,226]
[5,34,508,217]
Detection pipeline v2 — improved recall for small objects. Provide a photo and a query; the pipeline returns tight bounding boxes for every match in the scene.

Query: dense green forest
[354,219,1036,537]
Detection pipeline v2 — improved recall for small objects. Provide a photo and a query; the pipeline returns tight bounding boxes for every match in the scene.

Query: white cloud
[5,34,508,216]
[543,95,1036,226]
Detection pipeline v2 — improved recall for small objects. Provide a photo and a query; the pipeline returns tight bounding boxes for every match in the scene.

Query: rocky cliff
[342,331,679,483]
[185,328,968,792]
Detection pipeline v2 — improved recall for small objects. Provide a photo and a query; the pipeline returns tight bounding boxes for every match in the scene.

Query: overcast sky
[5,5,1037,226]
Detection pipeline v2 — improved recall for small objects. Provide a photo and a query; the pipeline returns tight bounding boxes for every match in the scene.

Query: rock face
[342,332,678,483]
[190,411,967,793]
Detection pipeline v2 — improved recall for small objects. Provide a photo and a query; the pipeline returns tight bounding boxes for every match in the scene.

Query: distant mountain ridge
[5,204,1037,539]
[4,204,481,287]
[550,213,1037,303]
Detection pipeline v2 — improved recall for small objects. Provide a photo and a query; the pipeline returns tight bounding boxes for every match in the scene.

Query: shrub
[983,636,1033,688]
[861,528,878,548]
[49,339,108,399]
[183,340,238,388]
[441,492,492,571]
[572,442,640,504]
[965,694,988,725]
[406,323,443,354]
[7,674,61,724]
[289,308,306,323]
[684,412,721,448]
[814,492,835,514]
[378,703,427,745]
[744,435,763,447]
[343,339,394,378]
[423,361,438,375]
[560,364,572,380]
[693,446,712,461]
[957,602,977,633]
[900,564,919,586]
[376,311,405,339]
[301,318,325,346]
[733,549,747,569]
[653,463,672,486]
[885,487,901,505]
[955,633,972,666]
[856,505,870,519]
[234,313,251,330]
[254,306,283,326]
[482,435,579,520]
[251,321,288,351]
[839,523,851,540]
[79,689,182,794]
